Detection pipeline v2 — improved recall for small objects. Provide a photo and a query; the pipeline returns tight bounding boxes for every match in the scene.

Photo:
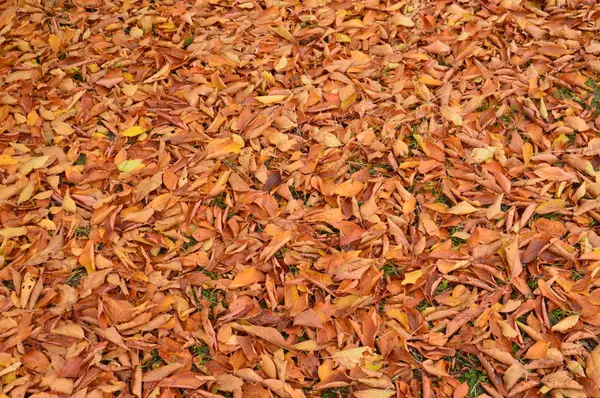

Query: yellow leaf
[413,133,429,155]
[79,240,95,275]
[19,272,37,309]
[229,266,264,289]
[206,138,243,159]
[117,159,144,173]
[387,309,410,329]
[523,142,533,166]
[334,180,363,197]
[53,324,85,339]
[536,199,565,214]
[551,314,579,332]
[261,71,275,86]
[503,364,526,391]
[586,348,600,385]
[255,95,287,104]
[318,361,333,382]
[341,92,357,111]
[10,143,30,153]
[269,25,295,42]
[6,70,33,83]
[335,33,352,43]
[38,219,57,230]
[19,155,49,175]
[343,19,365,28]
[62,191,77,213]
[419,75,443,86]
[293,340,318,351]
[26,110,38,126]
[391,14,415,27]
[354,390,395,398]
[120,126,146,137]
[498,319,518,338]
[159,21,176,29]
[122,84,138,96]
[17,182,35,204]
[274,56,287,72]
[441,106,463,126]
[332,347,371,369]
[423,202,448,213]
[48,34,61,53]
[321,132,342,147]
[333,294,360,309]
[129,26,144,39]
[122,207,155,223]
[51,120,74,136]
[0,154,17,166]
[28,155,49,169]
[448,201,479,215]
[402,270,423,285]
[468,146,496,163]
[0,227,27,239]
[300,269,333,287]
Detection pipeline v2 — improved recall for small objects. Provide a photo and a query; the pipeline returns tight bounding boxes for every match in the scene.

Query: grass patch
[382,262,402,277]
[586,79,600,117]
[201,288,227,309]
[498,109,515,125]
[448,225,465,248]
[182,235,198,252]
[435,193,452,206]
[198,267,220,280]
[435,279,451,294]
[407,132,418,151]
[458,367,489,397]
[2,280,14,291]
[75,225,90,238]
[73,153,87,165]
[512,342,520,354]
[65,267,88,287]
[476,99,490,112]
[570,270,584,281]
[275,247,288,260]
[290,185,309,202]
[555,87,574,100]
[416,299,431,312]
[321,386,350,398]
[369,163,394,176]
[378,298,387,312]
[209,194,227,209]
[409,346,424,362]
[142,349,165,370]
[189,343,210,364]
[527,275,541,290]
[347,157,367,174]
[533,212,560,221]
[581,338,599,351]
[182,36,193,49]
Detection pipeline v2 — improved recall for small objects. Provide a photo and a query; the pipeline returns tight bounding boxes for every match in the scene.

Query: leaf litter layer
[1,0,600,397]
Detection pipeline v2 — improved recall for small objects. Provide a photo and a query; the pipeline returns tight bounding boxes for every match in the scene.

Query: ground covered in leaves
[2,0,600,397]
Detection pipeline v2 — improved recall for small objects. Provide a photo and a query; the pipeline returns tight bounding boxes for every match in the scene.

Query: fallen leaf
[120,126,146,137]
[551,315,579,332]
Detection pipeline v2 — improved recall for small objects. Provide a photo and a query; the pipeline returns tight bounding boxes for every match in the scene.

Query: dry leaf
[551,315,579,332]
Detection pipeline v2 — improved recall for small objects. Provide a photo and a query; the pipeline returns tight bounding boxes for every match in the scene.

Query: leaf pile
[1,0,600,397]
